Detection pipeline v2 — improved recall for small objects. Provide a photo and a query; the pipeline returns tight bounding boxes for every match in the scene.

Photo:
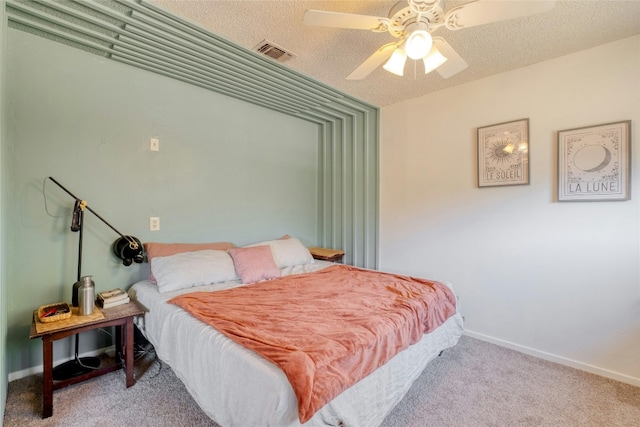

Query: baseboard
[8,345,115,382]
[463,330,640,387]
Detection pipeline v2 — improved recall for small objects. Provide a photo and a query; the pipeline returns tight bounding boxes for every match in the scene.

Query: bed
[128,238,464,427]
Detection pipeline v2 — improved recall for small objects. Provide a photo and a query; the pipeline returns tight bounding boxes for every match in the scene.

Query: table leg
[125,317,135,387]
[42,336,53,418]
[115,324,122,363]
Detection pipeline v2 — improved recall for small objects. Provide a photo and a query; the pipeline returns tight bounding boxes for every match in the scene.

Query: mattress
[129,261,464,427]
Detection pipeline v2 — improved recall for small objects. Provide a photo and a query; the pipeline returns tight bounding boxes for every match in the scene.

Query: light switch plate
[149,217,160,231]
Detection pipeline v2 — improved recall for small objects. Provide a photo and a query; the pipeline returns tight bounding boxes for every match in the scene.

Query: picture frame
[477,118,529,187]
[557,120,631,202]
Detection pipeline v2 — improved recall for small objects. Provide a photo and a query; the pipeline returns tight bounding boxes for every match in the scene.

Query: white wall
[380,36,640,385]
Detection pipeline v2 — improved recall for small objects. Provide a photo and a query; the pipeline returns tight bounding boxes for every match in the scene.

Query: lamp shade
[383,48,407,76]
[113,236,144,266]
[405,29,433,60]
[422,46,448,74]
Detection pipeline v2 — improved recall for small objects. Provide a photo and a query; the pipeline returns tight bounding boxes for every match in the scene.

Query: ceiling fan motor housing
[388,0,444,38]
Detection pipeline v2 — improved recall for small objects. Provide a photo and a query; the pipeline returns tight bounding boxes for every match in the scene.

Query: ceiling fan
[303,0,557,80]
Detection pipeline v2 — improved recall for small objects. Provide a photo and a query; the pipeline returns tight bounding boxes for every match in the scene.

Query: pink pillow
[145,242,235,283]
[228,246,280,284]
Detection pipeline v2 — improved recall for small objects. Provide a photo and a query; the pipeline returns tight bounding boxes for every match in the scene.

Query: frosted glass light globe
[405,30,433,60]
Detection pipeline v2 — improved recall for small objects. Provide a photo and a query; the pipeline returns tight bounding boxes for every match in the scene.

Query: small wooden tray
[37,302,72,323]
[33,305,105,334]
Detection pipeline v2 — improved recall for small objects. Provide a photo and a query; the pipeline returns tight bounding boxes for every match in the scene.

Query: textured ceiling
[150,0,640,107]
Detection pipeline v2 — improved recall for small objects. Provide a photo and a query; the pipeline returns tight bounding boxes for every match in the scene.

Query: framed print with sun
[558,120,631,202]
[477,118,529,187]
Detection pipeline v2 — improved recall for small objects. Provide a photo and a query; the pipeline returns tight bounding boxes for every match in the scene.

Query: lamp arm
[47,176,144,267]
[47,176,128,240]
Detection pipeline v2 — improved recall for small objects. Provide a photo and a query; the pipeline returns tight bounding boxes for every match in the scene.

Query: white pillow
[247,237,314,268]
[151,250,239,293]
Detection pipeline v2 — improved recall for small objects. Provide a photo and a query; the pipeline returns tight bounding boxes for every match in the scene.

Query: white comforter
[129,261,464,427]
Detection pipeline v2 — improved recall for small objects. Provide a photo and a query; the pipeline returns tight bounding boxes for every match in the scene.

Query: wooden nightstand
[30,301,144,418]
[308,247,345,263]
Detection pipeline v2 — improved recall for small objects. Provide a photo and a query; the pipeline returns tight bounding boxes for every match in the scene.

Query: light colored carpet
[4,336,639,427]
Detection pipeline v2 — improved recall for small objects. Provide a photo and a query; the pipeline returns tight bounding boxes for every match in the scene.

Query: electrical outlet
[149,217,160,231]
[150,138,160,152]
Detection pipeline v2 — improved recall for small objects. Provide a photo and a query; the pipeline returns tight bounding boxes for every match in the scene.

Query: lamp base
[52,357,101,381]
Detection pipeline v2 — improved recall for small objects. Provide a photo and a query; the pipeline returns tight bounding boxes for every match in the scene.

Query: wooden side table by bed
[308,247,345,263]
[29,301,144,418]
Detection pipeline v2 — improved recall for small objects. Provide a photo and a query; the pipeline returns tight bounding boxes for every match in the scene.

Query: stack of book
[97,288,130,309]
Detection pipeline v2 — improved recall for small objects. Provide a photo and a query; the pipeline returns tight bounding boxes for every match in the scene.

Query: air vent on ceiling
[253,39,296,63]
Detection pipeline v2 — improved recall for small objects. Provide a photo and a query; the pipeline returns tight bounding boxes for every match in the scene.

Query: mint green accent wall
[7,0,379,268]
[5,29,319,374]
[4,0,380,378]
[316,112,379,267]
[1,0,8,418]
[5,0,380,269]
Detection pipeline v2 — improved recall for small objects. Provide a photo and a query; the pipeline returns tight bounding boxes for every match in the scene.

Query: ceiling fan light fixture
[383,48,407,76]
[422,46,447,74]
[405,29,433,60]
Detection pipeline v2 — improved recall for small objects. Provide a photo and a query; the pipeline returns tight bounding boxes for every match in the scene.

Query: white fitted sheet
[129,261,464,427]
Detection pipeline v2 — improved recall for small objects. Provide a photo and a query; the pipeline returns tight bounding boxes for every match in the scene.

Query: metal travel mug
[78,275,95,316]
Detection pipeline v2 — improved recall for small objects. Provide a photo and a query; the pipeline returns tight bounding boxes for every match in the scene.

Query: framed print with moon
[558,120,631,202]
[477,118,529,187]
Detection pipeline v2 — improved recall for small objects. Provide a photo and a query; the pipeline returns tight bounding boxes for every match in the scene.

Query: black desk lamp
[47,177,144,380]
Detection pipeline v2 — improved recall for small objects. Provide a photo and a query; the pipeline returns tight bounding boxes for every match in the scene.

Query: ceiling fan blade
[304,9,387,31]
[346,43,397,80]
[432,38,468,79]
[445,0,556,30]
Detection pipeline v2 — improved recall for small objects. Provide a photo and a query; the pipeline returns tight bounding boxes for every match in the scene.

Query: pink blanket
[169,264,457,423]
